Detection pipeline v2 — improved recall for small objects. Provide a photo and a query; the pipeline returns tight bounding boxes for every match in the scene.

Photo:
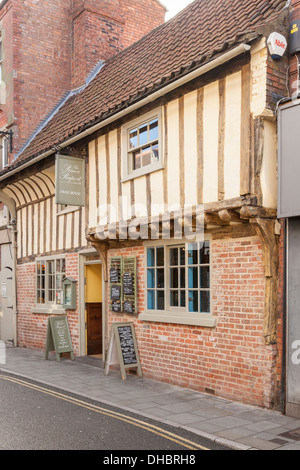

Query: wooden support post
[250,218,279,345]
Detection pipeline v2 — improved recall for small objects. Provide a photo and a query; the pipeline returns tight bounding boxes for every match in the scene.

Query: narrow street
[0,373,229,453]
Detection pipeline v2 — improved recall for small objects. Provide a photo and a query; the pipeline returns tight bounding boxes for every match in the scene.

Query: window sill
[139,311,217,328]
[122,163,164,183]
[31,306,66,315]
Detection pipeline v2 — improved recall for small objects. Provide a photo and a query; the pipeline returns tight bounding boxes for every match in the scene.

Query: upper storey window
[123,109,163,180]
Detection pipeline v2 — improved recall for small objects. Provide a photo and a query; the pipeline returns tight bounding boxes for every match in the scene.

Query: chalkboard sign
[111,284,121,301]
[122,257,137,315]
[118,324,137,365]
[105,322,142,380]
[124,300,133,314]
[123,272,134,296]
[45,316,74,362]
[110,268,120,284]
[110,256,123,312]
[111,300,121,312]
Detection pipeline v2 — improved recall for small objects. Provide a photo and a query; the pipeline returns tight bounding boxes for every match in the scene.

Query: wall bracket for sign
[105,322,142,380]
[45,316,75,362]
[0,129,13,153]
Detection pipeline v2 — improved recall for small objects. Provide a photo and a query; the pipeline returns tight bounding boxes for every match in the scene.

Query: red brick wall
[16,253,80,354]
[12,0,72,156]
[0,0,165,157]
[289,0,300,96]
[265,7,289,110]
[71,0,165,89]
[120,0,166,50]
[107,237,280,409]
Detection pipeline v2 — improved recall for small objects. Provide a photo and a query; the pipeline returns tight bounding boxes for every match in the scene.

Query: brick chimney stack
[0,0,165,161]
[71,0,166,90]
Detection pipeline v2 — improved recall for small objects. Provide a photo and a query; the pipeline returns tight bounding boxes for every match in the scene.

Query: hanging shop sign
[55,154,85,207]
[105,322,142,380]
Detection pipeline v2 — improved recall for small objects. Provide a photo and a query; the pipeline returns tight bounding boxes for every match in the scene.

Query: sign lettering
[55,154,85,207]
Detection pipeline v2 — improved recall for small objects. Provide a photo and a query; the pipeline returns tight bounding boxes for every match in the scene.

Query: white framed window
[122,108,163,180]
[140,238,216,327]
[32,255,66,314]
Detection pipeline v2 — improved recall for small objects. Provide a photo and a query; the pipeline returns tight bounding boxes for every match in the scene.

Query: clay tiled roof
[4,0,287,174]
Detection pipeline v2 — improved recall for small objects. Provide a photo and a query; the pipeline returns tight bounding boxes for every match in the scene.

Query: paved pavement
[1,346,300,450]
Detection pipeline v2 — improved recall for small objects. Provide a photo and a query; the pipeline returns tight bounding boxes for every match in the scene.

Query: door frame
[79,251,106,360]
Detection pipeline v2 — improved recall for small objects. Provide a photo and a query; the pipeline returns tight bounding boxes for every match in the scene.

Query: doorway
[85,263,103,357]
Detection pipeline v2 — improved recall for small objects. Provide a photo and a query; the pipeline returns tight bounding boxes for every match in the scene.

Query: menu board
[110,267,120,284]
[105,322,142,380]
[111,300,122,312]
[123,272,134,296]
[117,324,137,365]
[111,284,121,301]
[124,300,133,314]
[45,316,74,362]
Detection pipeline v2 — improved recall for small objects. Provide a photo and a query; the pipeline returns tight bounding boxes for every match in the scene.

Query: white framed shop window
[122,108,163,181]
[32,255,66,314]
[140,238,216,327]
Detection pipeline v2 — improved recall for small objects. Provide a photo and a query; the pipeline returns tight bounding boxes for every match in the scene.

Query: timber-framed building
[0,0,292,411]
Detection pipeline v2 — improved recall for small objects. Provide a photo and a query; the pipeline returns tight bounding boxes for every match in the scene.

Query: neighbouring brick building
[0,0,166,162]
[0,0,166,345]
[0,0,296,414]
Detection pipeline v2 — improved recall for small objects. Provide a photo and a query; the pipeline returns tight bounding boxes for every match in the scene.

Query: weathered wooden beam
[239,205,277,220]
[218,209,242,224]
[250,217,279,345]
[209,223,256,240]
[204,213,228,226]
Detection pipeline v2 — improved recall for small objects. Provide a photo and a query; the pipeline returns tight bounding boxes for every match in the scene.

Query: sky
[162,0,194,20]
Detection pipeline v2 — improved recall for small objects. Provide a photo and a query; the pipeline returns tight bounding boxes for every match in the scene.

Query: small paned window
[36,257,66,306]
[146,241,211,315]
[124,109,162,179]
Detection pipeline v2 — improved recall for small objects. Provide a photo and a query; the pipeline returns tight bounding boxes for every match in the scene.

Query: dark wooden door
[86,303,102,355]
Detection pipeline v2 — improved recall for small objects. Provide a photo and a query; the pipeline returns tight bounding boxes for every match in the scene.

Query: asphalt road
[0,373,230,454]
